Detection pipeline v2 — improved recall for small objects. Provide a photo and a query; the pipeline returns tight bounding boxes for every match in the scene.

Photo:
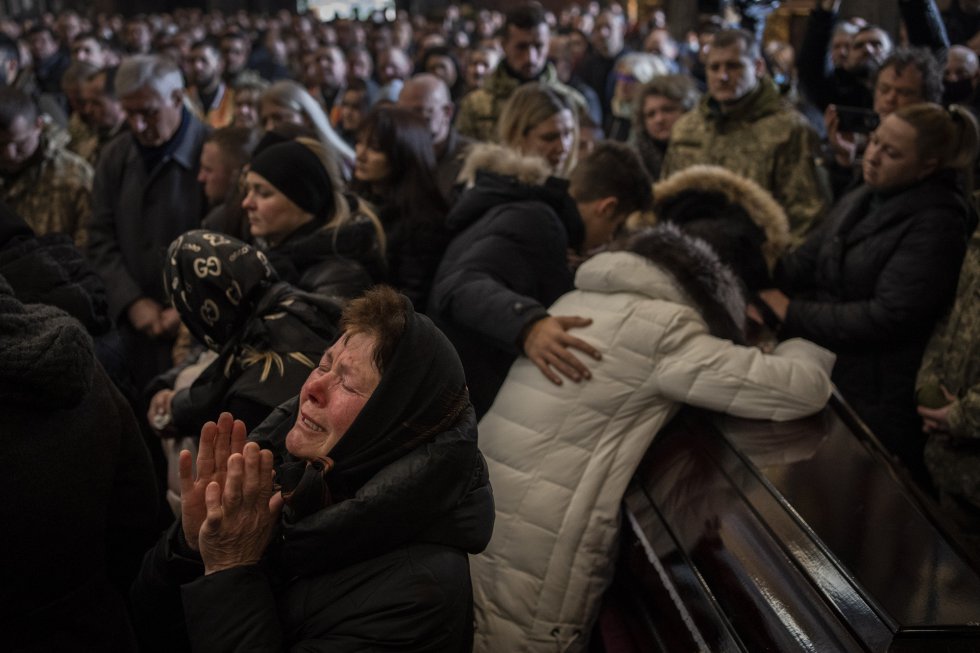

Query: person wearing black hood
[0,273,159,652]
[428,137,653,418]
[132,285,494,652]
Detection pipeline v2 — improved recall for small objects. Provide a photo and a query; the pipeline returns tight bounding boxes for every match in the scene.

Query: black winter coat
[0,279,159,652]
[777,173,970,471]
[427,170,585,417]
[131,399,494,653]
[265,215,385,303]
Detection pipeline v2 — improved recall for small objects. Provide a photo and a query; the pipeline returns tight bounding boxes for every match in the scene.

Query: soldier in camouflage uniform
[456,3,585,143]
[0,87,93,248]
[662,29,828,241]
[918,226,980,517]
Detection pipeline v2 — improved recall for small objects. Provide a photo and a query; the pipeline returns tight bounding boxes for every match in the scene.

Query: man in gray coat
[87,54,209,389]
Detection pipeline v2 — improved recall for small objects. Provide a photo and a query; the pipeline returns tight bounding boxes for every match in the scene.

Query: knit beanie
[249,141,334,217]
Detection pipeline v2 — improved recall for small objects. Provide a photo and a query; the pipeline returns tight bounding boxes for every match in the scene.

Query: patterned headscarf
[165,230,278,351]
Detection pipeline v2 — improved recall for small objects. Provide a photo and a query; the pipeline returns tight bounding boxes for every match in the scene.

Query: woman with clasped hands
[132,286,495,653]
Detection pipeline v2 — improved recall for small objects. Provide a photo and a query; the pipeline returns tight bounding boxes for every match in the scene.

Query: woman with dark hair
[242,138,386,303]
[352,105,450,309]
[417,45,465,100]
[132,286,494,652]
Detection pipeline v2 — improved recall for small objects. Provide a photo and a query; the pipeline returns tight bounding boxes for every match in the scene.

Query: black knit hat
[249,141,334,217]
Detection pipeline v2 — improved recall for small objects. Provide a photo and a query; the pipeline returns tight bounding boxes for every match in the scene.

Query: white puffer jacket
[471,249,835,653]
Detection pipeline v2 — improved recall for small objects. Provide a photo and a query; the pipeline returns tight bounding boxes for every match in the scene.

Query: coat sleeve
[774,211,834,294]
[429,206,564,355]
[900,0,949,63]
[86,147,144,323]
[181,566,284,653]
[781,209,966,348]
[652,308,835,421]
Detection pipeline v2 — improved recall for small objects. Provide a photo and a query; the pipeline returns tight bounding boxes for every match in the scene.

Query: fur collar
[457,143,553,189]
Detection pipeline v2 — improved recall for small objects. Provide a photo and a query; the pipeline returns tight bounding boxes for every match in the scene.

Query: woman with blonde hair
[758,103,980,481]
[606,52,672,141]
[495,81,579,178]
[259,79,355,175]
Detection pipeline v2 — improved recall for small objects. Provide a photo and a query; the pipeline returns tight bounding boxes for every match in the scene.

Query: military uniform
[0,125,94,249]
[662,77,828,240]
[456,62,586,143]
[919,228,980,508]
[66,112,99,166]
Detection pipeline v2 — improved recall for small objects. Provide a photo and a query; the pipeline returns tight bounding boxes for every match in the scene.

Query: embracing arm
[653,309,835,421]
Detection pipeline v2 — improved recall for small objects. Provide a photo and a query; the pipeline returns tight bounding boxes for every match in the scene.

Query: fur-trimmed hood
[632,164,791,271]
[448,143,584,248]
[456,142,553,189]
[581,223,746,343]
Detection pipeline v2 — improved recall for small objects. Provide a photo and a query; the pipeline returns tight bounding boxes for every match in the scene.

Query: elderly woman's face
[286,332,382,461]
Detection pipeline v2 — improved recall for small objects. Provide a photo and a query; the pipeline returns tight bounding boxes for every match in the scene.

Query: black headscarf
[276,293,470,519]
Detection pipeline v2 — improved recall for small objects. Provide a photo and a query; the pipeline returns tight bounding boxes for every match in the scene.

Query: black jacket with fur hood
[428,144,585,417]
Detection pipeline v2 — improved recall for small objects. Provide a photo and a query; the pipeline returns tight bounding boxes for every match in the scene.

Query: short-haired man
[825,47,943,195]
[798,0,947,111]
[188,40,233,128]
[663,29,828,239]
[313,44,347,121]
[86,55,209,388]
[70,32,117,70]
[78,66,127,165]
[456,3,585,142]
[0,86,93,247]
[398,73,474,203]
[942,44,979,104]
[220,30,253,85]
[574,9,630,126]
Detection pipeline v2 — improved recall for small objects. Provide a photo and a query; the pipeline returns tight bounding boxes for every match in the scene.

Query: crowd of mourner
[2,0,980,650]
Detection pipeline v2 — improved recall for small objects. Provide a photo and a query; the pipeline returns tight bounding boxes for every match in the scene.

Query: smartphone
[836,106,880,134]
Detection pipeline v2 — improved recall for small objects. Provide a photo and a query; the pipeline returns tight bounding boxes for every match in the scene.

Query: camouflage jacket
[919,227,980,503]
[66,112,99,165]
[0,130,93,248]
[455,62,586,143]
[919,226,980,437]
[662,78,829,241]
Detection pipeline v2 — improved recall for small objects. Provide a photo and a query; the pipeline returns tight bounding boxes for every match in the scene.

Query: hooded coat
[427,144,585,417]
[471,226,835,653]
[0,275,159,652]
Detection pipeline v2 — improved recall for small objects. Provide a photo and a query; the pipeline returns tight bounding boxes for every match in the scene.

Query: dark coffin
[618,394,980,653]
